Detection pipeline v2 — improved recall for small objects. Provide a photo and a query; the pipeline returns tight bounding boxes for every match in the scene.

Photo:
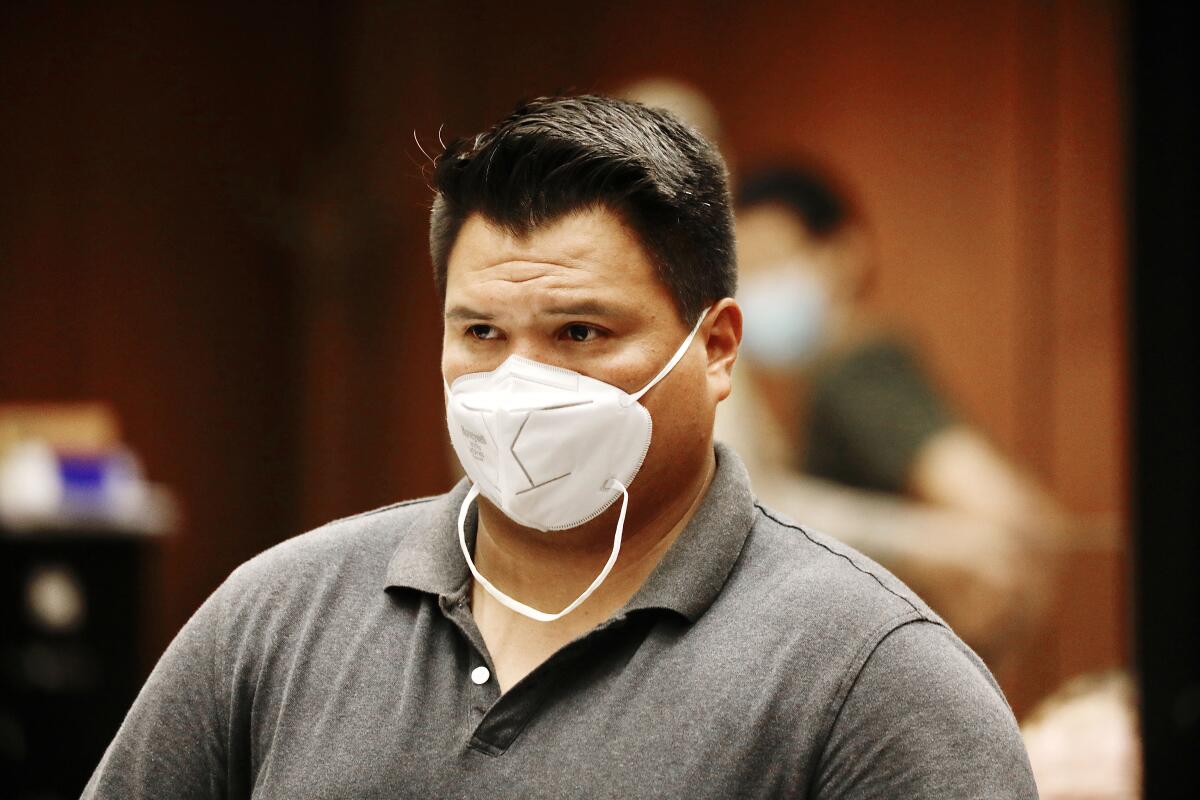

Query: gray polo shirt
[84,444,1036,798]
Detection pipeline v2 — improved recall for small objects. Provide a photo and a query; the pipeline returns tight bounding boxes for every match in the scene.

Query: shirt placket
[438,589,501,731]
[454,612,639,757]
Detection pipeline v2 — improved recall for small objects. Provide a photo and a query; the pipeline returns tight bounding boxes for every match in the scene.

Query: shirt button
[470,666,491,685]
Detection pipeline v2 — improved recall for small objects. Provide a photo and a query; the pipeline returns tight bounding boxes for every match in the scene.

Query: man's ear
[704,298,742,404]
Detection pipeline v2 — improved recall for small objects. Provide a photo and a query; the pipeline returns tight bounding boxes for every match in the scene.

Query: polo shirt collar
[383,442,757,624]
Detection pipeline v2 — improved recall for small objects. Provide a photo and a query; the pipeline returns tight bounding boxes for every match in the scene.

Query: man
[721,164,1068,663]
[85,96,1036,798]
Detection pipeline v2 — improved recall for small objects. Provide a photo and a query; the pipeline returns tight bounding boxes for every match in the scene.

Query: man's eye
[467,324,500,340]
[562,324,600,342]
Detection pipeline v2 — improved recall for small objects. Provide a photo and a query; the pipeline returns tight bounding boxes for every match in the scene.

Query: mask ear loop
[621,306,712,407]
[457,479,629,623]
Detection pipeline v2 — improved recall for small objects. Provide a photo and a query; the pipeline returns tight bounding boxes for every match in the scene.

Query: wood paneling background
[0,1,1125,717]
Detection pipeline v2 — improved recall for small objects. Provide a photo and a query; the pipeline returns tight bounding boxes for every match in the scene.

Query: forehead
[444,207,674,313]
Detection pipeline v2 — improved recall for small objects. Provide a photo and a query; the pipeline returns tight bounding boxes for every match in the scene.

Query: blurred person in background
[717,164,1072,665]
[83,94,1037,798]
[623,78,1067,664]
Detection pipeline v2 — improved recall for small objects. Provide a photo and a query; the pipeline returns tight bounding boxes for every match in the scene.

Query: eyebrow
[443,301,622,320]
[444,306,494,321]
[541,300,621,317]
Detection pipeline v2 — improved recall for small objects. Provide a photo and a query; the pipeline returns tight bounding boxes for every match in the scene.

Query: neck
[471,446,717,623]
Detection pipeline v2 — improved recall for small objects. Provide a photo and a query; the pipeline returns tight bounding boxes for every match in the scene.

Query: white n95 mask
[444,307,710,622]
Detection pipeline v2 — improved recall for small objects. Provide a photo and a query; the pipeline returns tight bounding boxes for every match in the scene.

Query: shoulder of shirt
[730,500,1009,761]
[743,499,945,629]
[218,493,444,592]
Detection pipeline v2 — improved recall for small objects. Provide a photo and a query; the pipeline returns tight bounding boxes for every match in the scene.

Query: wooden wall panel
[1047,0,1129,683]
[0,3,335,640]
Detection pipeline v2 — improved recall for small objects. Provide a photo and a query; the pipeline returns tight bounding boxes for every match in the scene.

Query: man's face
[442,206,719,525]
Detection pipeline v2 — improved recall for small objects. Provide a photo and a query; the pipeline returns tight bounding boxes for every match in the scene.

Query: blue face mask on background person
[737,263,831,369]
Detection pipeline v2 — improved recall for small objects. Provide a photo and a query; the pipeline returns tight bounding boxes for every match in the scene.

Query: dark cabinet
[1,530,161,799]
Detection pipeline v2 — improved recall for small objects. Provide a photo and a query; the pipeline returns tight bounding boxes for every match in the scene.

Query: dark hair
[736,164,860,240]
[429,95,735,323]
